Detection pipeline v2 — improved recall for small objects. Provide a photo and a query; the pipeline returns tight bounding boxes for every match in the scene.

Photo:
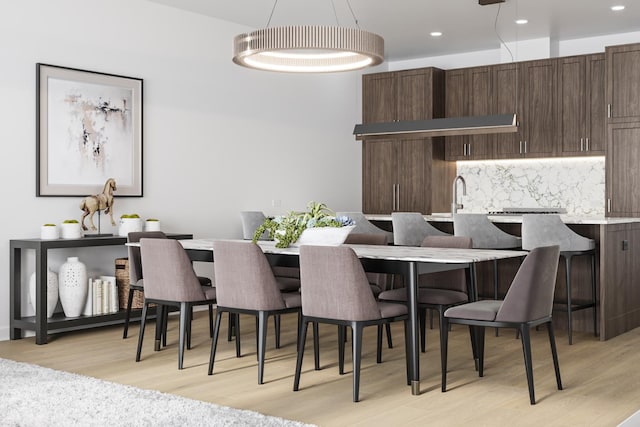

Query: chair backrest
[335,212,394,244]
[453,213,521,249]
[139,238,206,302]
[299,245,382,321]
[496,245,560,323]
[521,214,595,252]
[213,240,286,311]
[419,236,473,292]
[392,212,449,246]
[127,231,167,284]
[344,233,390,290]
[240,211,268,240]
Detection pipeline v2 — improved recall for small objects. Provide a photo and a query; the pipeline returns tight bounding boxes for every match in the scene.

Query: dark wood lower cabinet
[607,122,640,216]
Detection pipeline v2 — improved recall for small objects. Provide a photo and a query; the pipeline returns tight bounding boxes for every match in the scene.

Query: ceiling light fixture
[515,18,528,24]
[430,31,443,37]
[232,0,384,73]
[611,5,625,11]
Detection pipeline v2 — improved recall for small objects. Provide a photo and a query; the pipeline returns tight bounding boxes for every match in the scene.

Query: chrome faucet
[451,175,467,215]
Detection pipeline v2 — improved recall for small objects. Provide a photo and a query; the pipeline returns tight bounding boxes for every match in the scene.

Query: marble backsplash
[455,157,605,216]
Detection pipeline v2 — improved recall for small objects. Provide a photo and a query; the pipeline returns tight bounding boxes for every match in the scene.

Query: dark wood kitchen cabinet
[362,138,453,214]
[495,59,557,158]
[558,54,606,155]
[362,67,445,124]
[444,66,494,160]
[606,43,640,123]
[606,122,640,216]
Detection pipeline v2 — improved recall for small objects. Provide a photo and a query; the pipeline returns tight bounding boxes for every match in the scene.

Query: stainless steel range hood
[353,113,518,140]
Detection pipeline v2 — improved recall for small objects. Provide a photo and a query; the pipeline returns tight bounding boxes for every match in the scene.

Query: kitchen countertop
[366,213,640,225]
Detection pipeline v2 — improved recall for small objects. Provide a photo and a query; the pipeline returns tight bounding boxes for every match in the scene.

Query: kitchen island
[368,213,640,341]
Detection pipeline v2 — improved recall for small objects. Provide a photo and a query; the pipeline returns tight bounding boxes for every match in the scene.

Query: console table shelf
[10,233,192,344]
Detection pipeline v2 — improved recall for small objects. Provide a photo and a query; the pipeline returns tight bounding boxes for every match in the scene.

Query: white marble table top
[178,238,527,264]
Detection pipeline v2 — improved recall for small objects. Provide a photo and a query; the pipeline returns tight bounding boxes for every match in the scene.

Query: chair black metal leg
[565,255,573,345]
[385,323,393,349]
[520,325,536,404]
[376,324,383,363]
[468,325,479,371]
[441,316,449,392]
[178,303,189,369]
[235,313,242,358]
[547,321,563,391]
[404,319,411,386]
[186,306,192,350]
[208,310,223,375]
[494,259,500,337]
[135,301,149,362]
[208,304,214,338]
[255,315,259,362]
[352,323,364,402]
[257,311,268,384]
[338,325,345,375]
[313,322,320,370]
[123,289,135,338]
[293,320,309,391]
[473,326,486,377]
[161,306,168,348]
[275,314,281,349]
[227,312,234,342]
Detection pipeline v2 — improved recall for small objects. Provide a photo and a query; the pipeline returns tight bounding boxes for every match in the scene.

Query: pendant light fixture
[232,0,384,73]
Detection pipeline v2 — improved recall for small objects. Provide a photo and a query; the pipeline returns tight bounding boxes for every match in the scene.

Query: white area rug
[0,358,313,427]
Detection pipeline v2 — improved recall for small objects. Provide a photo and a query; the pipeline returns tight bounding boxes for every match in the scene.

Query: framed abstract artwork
[36,63,143,197]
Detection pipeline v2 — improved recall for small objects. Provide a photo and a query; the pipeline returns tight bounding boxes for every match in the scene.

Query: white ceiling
[145,0,640,62]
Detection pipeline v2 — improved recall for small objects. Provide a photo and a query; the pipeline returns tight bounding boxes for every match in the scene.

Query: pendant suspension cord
[494,3,517,115]
[346,0,361,29]
[331,0,340,26]
[266,0,278,28]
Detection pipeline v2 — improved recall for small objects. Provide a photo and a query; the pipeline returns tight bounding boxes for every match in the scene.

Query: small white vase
[40,225,59,240]
[144,220,161,232]
[60,223,82,239]
[58,257,88,317]
[119,218,142,237]
[28,269,59,318]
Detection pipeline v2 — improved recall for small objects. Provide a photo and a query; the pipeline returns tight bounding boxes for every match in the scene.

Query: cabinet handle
[392,184,396,211]
[468,143,471,157]
[463,144,467,157]
[519,141,522,154]
[608,104,611,118]
[586,138,590,151]
[396,184,400,211]
[524,141,527,154]
[608,198,611,213]
[580,138,584,152]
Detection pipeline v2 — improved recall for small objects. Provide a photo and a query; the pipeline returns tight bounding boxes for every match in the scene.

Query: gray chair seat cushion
[379,288,468,306]
[444,300,503,321]
[136,277,211,290]
[521,214,595,252]
[202,286,217,300]
[276,276,301,292]
[198,276,212,286]
[377,301,408,318]
[370,284,382,297]
[282,292,302,308]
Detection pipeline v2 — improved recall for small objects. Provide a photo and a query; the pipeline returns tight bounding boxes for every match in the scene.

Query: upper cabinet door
[559,56,587,155]
[607,43,640,123]
[585,53,606,154]
[396,69,432,121]
[520,59,557,157]
[444,69,467,160]
[362,73,397,124]
[493,63,522,158]
[467,66,494,158]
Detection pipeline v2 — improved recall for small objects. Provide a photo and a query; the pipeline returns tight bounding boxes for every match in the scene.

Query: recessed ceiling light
[515,19,528,25]
[611,5,625,11]
[430,31,443,37]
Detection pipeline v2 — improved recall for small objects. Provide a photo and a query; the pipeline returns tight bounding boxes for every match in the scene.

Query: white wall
[0,0,363,340]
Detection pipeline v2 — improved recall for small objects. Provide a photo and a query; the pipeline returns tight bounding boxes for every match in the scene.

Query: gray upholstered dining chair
[335,211,394,244]
[208,240,302,385]
[294,245,408,402]
[135,238,217,369]
[124,231,213,341]
[379,235,473,358]
[453,213,521,301]
[391,212,449,246]
[521,214,597,344]
[441,245,563,405]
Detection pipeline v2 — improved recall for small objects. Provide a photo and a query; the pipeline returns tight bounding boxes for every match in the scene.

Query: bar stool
[335,212,394,244]
[391,212,449,246]
[521,214,597,345]
[453,213,522,301]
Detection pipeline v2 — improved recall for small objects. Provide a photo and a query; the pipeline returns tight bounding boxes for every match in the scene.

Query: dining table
[166,238,527,396]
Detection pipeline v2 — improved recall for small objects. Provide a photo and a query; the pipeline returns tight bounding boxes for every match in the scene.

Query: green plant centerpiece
[252,201,355,248]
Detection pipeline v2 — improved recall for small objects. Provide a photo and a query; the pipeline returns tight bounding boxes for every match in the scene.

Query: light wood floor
[1,312,639,426]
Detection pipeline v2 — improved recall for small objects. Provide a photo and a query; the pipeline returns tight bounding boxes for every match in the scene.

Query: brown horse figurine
[80,178,117,231]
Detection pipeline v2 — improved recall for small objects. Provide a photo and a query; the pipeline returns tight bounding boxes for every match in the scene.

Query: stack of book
[82,276,119,316]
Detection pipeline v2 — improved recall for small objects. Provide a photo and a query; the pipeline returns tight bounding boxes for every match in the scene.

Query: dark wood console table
[10,233,192,344]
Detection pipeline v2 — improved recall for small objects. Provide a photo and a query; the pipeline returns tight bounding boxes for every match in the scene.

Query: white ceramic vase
[58,257,88,317]
[28,269,59,318]
[144,220,161,232]
[40,225,59,240]
[119,218,143,237]
[60,222,82,239]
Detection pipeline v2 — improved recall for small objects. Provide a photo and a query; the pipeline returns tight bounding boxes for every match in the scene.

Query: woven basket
[115,258,143,309]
